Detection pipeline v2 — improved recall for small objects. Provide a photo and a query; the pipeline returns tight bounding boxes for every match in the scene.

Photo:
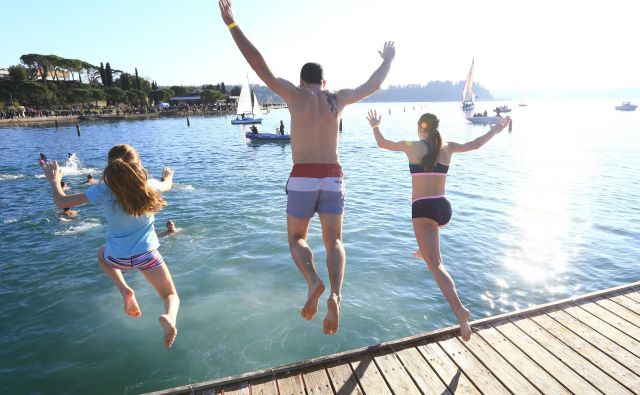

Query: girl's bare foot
[323,293,341,335]
[413,249,423,259]
[301,280,325,320]
[122,288,141,318]
[159,314,177,349]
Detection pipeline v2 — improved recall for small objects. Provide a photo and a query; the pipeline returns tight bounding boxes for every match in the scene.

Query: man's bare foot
[323,293,341,335]
[301,280,325,320]
[413,249,423,259]
[159,314,178,349]
[457,307,472,341]
[122,288,141,318]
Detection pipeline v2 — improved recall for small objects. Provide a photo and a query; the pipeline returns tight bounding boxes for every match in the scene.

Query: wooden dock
[147,281,640,394]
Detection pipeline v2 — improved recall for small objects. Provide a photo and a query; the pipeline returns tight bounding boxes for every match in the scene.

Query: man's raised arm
[219,0,296,100]
[337,41,396,106]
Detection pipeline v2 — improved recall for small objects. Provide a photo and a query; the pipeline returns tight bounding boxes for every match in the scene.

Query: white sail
[251,91,261,117]
[236,75,253,116]
[462,58,475,104]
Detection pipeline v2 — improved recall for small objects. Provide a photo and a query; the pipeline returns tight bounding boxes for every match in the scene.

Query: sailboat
[461,58,475,112]
[231,75,263,125]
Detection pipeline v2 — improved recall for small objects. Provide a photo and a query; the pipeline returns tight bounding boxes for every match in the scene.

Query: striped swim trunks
[286,163,345,219]
[104,249,165,271]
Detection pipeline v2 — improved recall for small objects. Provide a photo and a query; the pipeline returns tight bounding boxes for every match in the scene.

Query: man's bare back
[288,88,342,164]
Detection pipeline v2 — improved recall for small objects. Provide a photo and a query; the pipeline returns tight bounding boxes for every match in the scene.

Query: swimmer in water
[84,174,99,185]
[60,207,78,219]
[160,220,180,237]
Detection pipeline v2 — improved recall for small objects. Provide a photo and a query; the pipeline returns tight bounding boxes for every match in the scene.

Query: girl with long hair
[43,144,180,348]
[366,110,510,341]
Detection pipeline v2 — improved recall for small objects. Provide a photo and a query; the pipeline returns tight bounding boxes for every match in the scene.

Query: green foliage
[148,89,174,104]
[8,65,28,81]
[88,88,106,104]
[201,89,223,104]
[16,81,52,105]
[104,87,126,104]
[69,88,92,103]
[104,63,113,87]
[169,86,189,96]
[126,89,147,105]
[117,73,132,90]
[229,85,241,96]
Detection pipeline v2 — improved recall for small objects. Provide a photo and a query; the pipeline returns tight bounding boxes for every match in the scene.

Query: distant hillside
[249,80,493,104]
[364,81,493,102]
[494,87,640,100]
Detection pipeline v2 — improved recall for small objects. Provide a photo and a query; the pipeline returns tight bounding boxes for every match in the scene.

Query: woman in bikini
[366,109,510,341]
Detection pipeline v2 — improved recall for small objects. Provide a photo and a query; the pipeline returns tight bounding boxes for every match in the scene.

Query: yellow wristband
[371,124,380,129]
[227,22,238,30]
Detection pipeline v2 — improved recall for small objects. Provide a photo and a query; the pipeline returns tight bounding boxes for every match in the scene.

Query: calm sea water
[1,100,639,394]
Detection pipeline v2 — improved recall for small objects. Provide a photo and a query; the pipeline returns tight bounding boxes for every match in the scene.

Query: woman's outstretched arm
[366,109,411,152]
[448,117,511,153]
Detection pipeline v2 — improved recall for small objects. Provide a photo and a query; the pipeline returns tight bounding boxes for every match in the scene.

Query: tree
[104,63,113,87]
[134,68,141,90]
[126,89,147,105]
[148,89,174,104]
[229,85,241,96]
[201,89,223,104]
[98,63,106,85]
[104,87,126,105]
[69,88,92,104]
[117,73,131,91]
[170,85,189,96]
[220,82,227,94]
[151,81,158,90]
[15,81,52,105]
[20,54,52,82]
[88,88,106,105]
[8,65,28,82]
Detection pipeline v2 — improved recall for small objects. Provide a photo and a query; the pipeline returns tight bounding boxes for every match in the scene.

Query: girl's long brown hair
[102,144,166,216]
[418,113,442,171]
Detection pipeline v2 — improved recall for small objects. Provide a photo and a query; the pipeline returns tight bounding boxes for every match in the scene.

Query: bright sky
[2,0,638,92]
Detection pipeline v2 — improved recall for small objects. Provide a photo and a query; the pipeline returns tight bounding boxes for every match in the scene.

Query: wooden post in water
[75,124,81,136]
[54,120,59,128]
[187,116,190,127]
[339,118,342,132]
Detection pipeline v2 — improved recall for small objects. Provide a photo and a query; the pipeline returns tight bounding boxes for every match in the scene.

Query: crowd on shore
[0,103,237,120]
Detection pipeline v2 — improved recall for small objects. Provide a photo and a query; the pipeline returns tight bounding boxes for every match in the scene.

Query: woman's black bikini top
[409,140,449,175]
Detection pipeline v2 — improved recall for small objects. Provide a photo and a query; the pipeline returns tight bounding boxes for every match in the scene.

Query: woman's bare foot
[323,293,341,335]
[413,249,423,259]
[159,314,178,349]
[122,288,141,318]
[457,307,472,341]
[301,279,325,320]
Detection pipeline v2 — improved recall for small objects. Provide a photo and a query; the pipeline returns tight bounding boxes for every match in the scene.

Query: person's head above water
[300,62,325,88]
[417,113,442,171]
[86,174,93,181]
[166,220,176,232]
[103,144,166,217]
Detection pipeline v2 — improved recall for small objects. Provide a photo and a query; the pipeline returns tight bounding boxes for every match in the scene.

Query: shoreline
[0,109,241,127]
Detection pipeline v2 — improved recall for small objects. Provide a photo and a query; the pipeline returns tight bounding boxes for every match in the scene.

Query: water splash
[59,154,100,177]
[0,174,24,181]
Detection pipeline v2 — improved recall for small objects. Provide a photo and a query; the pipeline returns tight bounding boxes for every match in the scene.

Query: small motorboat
[245,132,290,141]
[495,105,511,113]
[615,102,638,111]
[466,116,502,125]
[231,117,262,124]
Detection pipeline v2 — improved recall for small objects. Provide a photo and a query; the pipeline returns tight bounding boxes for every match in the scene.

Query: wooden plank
[476,326,570,394]
[549,309,640,375]
[563,304,640,358]
[459,333,541,394]
[595,297,640,326]
[626,289,640,303]
[223,381,249,395]
[531,313,640,393]
[325,360,363,395]
[437,337,510,395]
[393,344,451,395]
[513,318,633,395]
[370,349,418,394]
[578,301,640,341]
[196,387,221,395]
[417,341,481,394]
[301,366,334,395]
[276,371,305,395]
[610,293,640,315]
[495,321,599,394]
[249,376,278,395]
[349,354,391,395]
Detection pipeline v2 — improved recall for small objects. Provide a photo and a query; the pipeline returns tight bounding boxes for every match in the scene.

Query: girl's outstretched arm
[366,109,411,152]
[448,117,510,153]
[43,161,88,208]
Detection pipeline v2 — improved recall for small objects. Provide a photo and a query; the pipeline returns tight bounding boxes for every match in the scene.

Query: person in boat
[42,144,180,349]
[366,109,510,341]
[278,120,285,135]
[220,0,395,335]
[250,124,258,134]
